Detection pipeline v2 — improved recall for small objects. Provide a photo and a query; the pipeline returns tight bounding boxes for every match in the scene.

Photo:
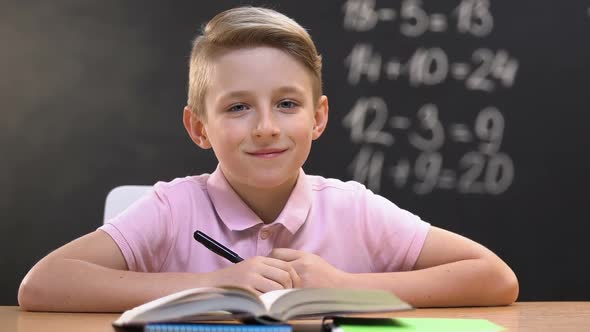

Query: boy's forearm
[18,257,213,312]
[340,258,518,307]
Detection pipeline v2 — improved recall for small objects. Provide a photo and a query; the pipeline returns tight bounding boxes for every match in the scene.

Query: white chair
[103,185,152,222]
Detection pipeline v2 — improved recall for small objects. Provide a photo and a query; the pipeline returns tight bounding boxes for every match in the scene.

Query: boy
[18,6,518,312]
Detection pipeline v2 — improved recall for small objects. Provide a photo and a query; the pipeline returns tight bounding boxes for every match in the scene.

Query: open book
[113,287,412,326]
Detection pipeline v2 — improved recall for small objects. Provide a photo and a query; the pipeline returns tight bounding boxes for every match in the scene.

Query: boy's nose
[252,111,280,138]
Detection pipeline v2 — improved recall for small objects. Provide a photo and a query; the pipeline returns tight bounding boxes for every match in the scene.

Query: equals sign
[429,14,447,32]
[438,169,456,189]
[451,63,470,80]
[449,124,473,142]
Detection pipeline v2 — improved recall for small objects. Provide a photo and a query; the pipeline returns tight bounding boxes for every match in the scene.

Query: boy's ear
[183,106,212,149]
[312,95,329,140]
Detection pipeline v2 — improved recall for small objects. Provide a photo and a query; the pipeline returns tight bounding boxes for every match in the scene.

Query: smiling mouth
[246,149,288,158]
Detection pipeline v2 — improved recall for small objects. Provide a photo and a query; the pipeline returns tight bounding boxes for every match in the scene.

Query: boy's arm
[270,226,519,307]
[351,226,519,307]
[18,230,299,312]
[18,230,208,312]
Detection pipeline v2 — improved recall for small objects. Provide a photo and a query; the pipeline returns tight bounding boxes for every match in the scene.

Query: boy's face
[184,46,328,192]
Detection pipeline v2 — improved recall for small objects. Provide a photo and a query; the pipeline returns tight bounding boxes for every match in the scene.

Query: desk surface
[2,302,589,332]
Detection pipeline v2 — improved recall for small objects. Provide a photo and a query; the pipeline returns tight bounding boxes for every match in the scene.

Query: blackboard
[1,0,590,304]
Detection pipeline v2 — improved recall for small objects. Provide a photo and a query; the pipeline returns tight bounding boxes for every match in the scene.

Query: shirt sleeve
[359,188,430,272]
[98,184,175,272]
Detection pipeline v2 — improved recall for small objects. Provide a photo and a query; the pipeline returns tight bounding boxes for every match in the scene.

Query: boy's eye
[277,100,297,109]
[228,104,249,112]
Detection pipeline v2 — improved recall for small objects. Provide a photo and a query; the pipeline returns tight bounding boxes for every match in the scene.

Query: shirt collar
[206,165,312,234]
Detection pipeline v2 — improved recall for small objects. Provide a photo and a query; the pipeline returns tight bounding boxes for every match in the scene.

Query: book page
[115,287,266,326]
[262,288,412,321]
[259,289,296,311]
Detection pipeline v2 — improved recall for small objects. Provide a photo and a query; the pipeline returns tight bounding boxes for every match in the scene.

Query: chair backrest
[103,185,152,222]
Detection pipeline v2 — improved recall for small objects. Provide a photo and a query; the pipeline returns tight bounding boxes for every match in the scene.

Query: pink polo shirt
[99,166,430,274]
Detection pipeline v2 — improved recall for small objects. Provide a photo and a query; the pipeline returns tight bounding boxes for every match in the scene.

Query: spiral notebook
[144,323,292,332]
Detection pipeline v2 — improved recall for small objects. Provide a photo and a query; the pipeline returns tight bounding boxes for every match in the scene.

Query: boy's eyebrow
[217,86,306,101]
[274,85,306,96]
[216,90,251,102]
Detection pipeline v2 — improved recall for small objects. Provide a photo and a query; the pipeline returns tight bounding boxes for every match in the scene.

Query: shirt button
[260,230,271,240]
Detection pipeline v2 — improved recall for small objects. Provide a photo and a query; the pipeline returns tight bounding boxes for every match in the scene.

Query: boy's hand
[208,256,300,295]
[268,248,348,288]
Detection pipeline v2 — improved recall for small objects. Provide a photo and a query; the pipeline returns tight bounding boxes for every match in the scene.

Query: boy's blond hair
[187,6,323,119]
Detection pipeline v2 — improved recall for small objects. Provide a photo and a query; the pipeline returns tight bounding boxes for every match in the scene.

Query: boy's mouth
[246,148,288,158]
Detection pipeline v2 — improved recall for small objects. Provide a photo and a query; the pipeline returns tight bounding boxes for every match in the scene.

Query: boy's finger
[253,274,287,293]
[262,256,295,271]
[289,266,302,288]
[263,257,301,286]
[268,248,303,261]
[262,257,301,288]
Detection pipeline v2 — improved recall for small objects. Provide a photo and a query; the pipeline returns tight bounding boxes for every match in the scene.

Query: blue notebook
[144,323,292,332]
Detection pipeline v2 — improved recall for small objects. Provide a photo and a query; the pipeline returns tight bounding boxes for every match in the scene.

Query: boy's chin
[249,175,296,189]
[242,170,300,190]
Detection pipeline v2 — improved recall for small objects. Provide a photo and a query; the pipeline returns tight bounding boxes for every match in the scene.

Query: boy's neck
[224,172,299,224]
[243,189,292,224]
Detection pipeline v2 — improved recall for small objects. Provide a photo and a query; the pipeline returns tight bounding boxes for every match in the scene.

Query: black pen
[193,230,244,263]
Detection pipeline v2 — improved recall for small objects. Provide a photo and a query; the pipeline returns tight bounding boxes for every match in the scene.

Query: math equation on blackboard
[340,0,517,195]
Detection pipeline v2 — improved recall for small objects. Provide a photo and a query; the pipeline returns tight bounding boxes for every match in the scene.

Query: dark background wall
[1,0,589,305]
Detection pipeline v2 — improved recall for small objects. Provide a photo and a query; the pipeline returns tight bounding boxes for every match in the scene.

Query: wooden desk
[2,302,589,332]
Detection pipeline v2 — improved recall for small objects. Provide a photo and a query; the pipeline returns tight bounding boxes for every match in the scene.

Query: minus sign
[378,8,397,21]
[390,116,411,129]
